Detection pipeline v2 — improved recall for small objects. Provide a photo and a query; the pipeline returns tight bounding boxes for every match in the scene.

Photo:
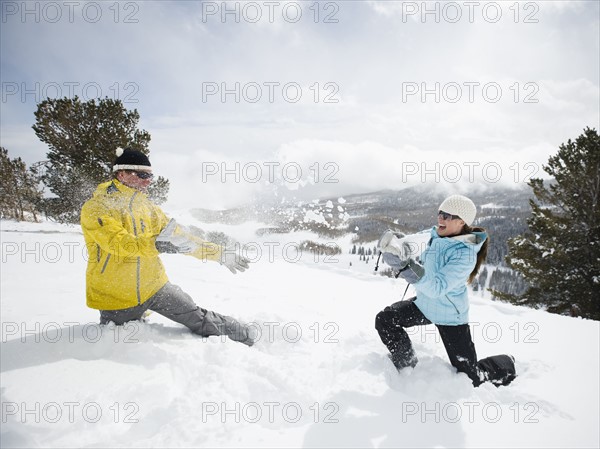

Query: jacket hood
[430,227,487,250]
[451,231,487,246]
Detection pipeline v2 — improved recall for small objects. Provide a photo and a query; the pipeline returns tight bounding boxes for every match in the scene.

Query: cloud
[154,136,557,210]
[1,0,598,211]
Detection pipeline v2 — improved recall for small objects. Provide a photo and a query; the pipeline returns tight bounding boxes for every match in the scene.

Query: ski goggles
[132,171,154,180]
[438,210,461,221]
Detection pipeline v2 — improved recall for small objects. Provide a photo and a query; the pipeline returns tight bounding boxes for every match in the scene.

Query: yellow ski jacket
[81,180,221,310]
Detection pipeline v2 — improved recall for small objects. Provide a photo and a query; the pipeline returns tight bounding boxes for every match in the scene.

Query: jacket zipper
[100,254,111,274]
[128,192,141,305]
[445,295,461,316]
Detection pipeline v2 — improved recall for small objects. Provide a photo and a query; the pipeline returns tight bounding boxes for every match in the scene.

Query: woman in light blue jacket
[375,195,516,387]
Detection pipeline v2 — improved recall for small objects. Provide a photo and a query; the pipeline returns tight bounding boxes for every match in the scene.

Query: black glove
[398,259,425,283]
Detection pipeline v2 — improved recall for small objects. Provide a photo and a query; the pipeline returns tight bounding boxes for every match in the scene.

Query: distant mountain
[190,184,534,266]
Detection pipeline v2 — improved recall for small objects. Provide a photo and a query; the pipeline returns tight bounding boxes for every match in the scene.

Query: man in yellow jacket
[81,147,255,345]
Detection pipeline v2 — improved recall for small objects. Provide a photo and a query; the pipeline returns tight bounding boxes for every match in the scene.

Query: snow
[1,218,599,448]
[303,210,327,225]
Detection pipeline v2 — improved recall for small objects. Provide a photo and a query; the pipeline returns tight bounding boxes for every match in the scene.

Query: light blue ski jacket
[413,227,487,325]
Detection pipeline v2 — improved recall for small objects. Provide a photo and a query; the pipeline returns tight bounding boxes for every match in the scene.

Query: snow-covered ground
[1,217,598,448]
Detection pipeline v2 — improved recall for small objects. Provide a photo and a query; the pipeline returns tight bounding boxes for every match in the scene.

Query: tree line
[0,149,43,221]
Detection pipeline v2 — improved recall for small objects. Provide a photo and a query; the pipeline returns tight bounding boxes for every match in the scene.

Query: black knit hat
[112,147,152,172]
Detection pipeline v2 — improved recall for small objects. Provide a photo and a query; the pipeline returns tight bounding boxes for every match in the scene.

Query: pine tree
[147,176,170,205]
[33,97,170,223]
[0,148,16,217]
[0,148,43,221]
[489,268,528,300]
[494,128,600,320]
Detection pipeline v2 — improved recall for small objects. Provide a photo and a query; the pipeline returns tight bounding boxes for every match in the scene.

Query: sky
[1,0,599,209]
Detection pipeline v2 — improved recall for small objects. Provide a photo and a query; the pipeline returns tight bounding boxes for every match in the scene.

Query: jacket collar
[430,226,488,247]
[94,179,146,198]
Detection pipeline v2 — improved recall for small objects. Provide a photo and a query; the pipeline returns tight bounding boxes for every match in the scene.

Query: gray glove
[398,259,425,284]
[382,252,409,271]
[220,247,251,274]
[156,219,198,254]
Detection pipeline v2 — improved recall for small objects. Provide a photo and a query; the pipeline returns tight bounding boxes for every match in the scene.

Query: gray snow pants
[99,282,253,345]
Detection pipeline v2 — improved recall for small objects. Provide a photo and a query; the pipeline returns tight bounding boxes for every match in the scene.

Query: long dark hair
[460,225,489,284]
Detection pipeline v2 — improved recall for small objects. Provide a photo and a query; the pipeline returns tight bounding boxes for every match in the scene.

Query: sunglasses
[132,171,154,180]
[438,210,461,221]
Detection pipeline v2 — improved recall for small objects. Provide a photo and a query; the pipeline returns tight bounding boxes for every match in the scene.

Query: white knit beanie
[439,195,477,226]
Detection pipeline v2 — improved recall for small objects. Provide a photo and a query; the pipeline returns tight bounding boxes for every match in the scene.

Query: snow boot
[477,354,517,387]
[388,349,418,370]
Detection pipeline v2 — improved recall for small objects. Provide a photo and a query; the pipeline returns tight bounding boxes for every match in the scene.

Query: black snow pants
[99,282,254,345]
[375,298,516,387]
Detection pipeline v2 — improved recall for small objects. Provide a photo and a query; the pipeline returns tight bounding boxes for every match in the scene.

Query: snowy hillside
[1,217,598,448]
